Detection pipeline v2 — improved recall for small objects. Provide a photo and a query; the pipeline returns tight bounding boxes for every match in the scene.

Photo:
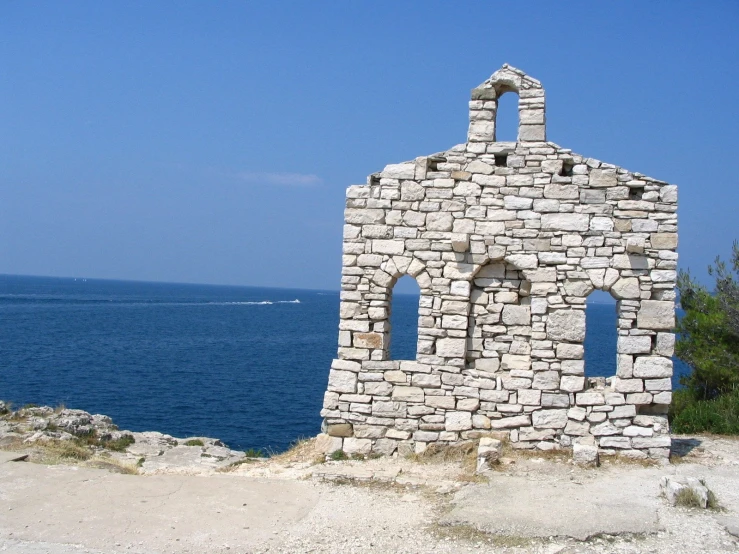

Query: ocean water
[0,275,688,451]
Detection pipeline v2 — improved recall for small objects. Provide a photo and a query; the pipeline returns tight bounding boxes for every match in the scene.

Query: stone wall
[321,65,677,460]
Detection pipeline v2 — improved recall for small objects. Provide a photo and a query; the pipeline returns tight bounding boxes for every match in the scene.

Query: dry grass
[407,441,477,464]
[508,446,570,462]
[427,522,532,548]
[84,457,139,475]
[269,437,320,464]
[674,487,704,508]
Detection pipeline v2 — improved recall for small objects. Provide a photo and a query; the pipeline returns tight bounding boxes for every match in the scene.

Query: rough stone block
[611,277,641,300]
[476,437,503,472]
[617,336,652,355]
[445,411,473,431]
[392,386,424,403]
[633,356,673,378]
[637,300,675,330]
[547,310,586,342]
[315,433,344,454]
[560,375,585,392]
[502,305,531,325]
[532,409,568,429]
[328,369,358,394]
[573,443,599,466]
[343,437,372,455]
[436,338,467,358]
[541,213,590,232]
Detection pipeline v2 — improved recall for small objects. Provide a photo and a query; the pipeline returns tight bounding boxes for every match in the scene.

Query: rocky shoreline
[0,401,249,473]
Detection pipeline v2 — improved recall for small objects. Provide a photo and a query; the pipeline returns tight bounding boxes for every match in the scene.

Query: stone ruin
[320,65,677,461]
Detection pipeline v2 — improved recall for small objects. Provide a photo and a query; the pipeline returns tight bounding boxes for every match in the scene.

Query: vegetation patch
[674,240,739,436]
[329,449,349,461]
[243,447,267,458]
[669,388,739,434]
[183,439,204,447]
[100,434,135,452]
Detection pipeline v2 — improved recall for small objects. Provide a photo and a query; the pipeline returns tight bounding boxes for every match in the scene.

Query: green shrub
[669,388,739,434]
[676,241,739,400]
[101,434,135,452]
[243,448,266,458]
[184,439,204,447]
[329,449,348,461]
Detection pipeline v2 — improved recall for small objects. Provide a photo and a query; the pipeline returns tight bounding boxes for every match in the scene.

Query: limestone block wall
[321,65,678,460]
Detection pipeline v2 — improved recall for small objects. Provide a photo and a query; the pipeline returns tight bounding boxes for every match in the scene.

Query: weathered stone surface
[633,356,673,378]
[611,277,641,300]
[547,310,586,342]
[660,476,711,508]
[532,409,568,429]
[541,213,590,232]
[314,433,343,454]
[445,411,472,431]
[476,437,503,472]
[328,369,357,394]
[325,65,677,458]
[637,300,675,330]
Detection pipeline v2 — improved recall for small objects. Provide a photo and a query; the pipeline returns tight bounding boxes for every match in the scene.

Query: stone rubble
[322,64,677,460]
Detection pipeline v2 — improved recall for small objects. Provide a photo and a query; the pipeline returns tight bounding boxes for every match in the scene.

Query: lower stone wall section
[322,359,671,460]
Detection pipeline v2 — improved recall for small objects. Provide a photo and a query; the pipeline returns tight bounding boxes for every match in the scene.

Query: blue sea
[0,275,688,452]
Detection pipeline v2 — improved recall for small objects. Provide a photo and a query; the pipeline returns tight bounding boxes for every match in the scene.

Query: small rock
[573,443,599,467]
[476,437,503,472]
[661,475,712,508]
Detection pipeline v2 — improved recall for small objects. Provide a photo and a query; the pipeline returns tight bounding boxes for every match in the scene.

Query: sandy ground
[1,435,738,553]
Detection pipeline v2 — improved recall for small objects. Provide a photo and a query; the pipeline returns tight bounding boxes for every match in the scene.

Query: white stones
[445,411,472,431]
[573,443,599,466]
[617,335,652,354]
[633,356,673,378]
[372,240,405,255]
[556,343,584,359]
[382,163,416,179]
[502,305,531,325]
[490,415,530,429]
[611,277,641,300]
[590,217,614,232]
[637,300,675,330]
[661,476,712,508]
[426,212,454,231]
[589,168,618,187]
[436,338,467,358]
[540,213,590,232]
[326,66,677,459]
[532,409,568,429]
[392,386,425,403]
[465,160,494,175]
[328,370,357,394]
[546,310,586,342]
[476,437,503,472]
[343,437,373,455]
[504,196,534,210]
[501,354,531,371]
[560,375,585,392]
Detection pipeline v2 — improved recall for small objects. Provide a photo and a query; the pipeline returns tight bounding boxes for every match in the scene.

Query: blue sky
[1,1,737,291]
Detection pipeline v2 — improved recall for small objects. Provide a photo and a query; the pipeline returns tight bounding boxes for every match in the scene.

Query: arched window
[495,92,519,142]
[389,275,421,361]
[584,289,618,378]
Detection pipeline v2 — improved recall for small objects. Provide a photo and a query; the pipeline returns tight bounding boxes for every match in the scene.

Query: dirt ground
[1,433,738,553]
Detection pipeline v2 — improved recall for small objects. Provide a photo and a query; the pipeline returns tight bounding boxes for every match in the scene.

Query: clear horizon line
[0,273,340,294]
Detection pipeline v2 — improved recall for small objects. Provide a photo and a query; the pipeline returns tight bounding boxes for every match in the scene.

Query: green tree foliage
[676,241,739,400]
